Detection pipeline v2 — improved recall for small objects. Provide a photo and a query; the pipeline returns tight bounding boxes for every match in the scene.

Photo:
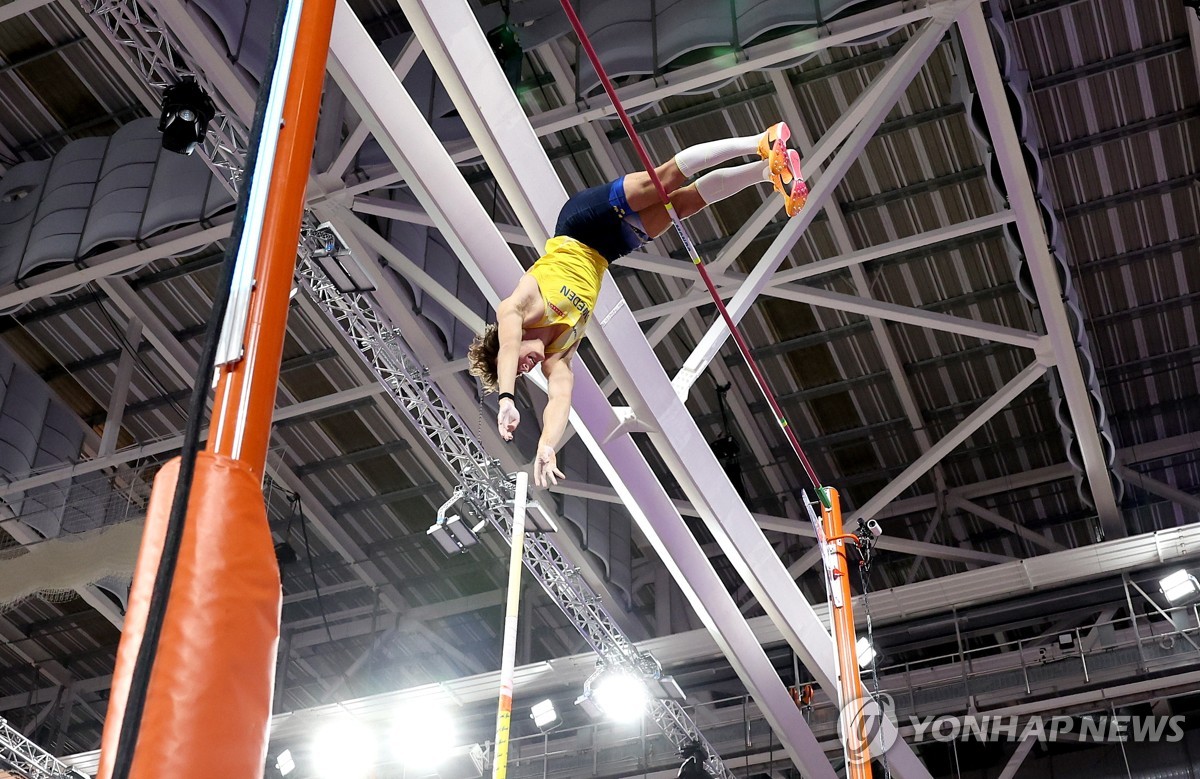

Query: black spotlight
[487,21,523,88]
[677,740,709,779]
[158,77,216,156]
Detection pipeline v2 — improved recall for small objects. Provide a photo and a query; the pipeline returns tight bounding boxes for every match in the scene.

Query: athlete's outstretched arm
[533,347,575,487]
[495,295,526,440]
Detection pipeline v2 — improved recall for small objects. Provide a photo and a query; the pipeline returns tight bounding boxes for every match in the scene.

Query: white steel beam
[958,5,1123,537]
[763,268,1045,351]
[362,2,932,775]
[0,219,231,312]
[948,495,1065,552]
[332,205,486,330]
[850,360,1048,523]
[632,211,1016,321]
[451,0,958,149]
[673,2,973,399]
[1114,465,1200,516]
[330,5,836,776]
[0,0,54,24]
[321,34,423,182]
[289,591,504,650]
[0,384,385,499]
[97,317,142,457]
[553,481,1012,566]
[874,430,1200,520]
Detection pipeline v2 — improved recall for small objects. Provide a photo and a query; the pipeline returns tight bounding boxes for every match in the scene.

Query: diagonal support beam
[553,481,1012,565]
[996,735,1036,779]
[1114,465,1200,516]
[673,2,973,399]
[958,5,1123,537]
[947,495,1065,552]
[850,360,1048,524]
[631,211,1016,320]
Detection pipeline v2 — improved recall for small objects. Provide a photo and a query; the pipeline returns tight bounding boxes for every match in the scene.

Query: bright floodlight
[274,748,295,776]
[592,671,648,723]
[531,698,561,731]
[312,719,376,779]
[391,700,457,771]
[1160,569,1200,604]
[856,637,876,668]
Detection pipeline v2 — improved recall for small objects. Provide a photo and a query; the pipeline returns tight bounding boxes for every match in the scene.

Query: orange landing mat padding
[98,452,281,779]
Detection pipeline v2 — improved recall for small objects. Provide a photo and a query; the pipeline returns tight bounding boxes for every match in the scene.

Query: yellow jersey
[526,236,609,355]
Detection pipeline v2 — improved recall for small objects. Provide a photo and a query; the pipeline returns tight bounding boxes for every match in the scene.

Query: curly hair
[467,323,501,393]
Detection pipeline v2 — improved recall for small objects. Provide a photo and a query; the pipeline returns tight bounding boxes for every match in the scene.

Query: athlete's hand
[497,399,520,441]
[534,444,564,488]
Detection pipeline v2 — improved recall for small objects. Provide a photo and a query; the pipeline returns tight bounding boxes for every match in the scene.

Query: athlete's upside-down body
[468,122,806,487]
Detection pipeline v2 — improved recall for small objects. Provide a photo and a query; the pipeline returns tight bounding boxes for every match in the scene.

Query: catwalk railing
[496,604,1200,779]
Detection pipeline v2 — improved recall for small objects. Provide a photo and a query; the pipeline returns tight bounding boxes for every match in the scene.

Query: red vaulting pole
[97,1,336,777]
[821,487,873,779]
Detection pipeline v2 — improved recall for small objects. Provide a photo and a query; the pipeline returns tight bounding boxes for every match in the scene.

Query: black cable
[297,496,335,644]
[858,559,891,779]
[106,0,290,775]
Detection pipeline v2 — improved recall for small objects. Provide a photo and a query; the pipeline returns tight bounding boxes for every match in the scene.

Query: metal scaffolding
[0,718,80,779]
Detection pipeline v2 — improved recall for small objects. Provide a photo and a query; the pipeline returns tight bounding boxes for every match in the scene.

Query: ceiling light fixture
[530,699,561,732]
[273,748,295,777]
[391,700,457,771]
[856,636,876,668]
[311,718,376,779]
[427,488,478,555]
[591,670,649,723]
[1160,569,1200,604]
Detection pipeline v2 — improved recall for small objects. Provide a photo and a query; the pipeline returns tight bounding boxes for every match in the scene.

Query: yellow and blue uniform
[526,236,609,355]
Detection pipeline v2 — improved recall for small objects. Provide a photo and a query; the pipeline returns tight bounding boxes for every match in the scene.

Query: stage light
[531,699,561,732]
[856,637,876,668]
[158,77,216,155]
[274,748,295,776]
[427,489,478,555]
[391,700,456,771]
[677,740,709,779]
[1160,569,1200,604]
[312,718,376,779]
[486,21,523,88]
[592,670,648,723]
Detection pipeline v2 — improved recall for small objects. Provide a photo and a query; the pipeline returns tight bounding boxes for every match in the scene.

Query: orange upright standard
[96,1,337,777]
[820,487,873,779]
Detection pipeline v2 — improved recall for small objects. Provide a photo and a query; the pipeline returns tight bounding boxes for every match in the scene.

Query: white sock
[674,134,762,178]
[694,161,770,205]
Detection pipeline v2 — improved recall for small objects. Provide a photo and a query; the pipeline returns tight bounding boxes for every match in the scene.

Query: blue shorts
[554,177,650,262]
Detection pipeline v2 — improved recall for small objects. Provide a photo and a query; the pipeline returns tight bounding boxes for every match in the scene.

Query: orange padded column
[97,454,281,779]
[97,0,336,776]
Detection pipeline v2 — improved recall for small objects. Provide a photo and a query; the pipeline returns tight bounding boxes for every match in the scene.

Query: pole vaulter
[97,0,335,776]
[553,3,877,776]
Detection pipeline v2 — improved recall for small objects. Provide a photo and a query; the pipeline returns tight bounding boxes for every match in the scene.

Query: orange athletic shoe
[772,149,808,217]
[758,121,792,180]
